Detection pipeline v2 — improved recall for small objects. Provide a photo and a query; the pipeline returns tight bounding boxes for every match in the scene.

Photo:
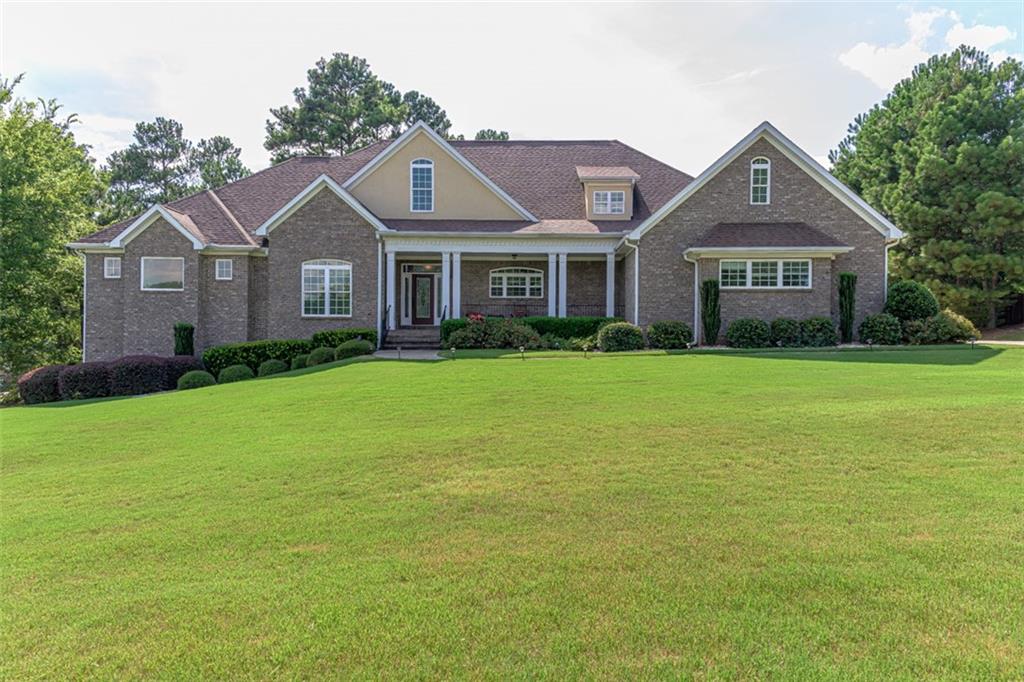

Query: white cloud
[945,21,1016,50]
[839,8,949,89]
[71,113,136,165]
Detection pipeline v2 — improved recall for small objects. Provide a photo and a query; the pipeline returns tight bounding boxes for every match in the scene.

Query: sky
[2,1,1022,175]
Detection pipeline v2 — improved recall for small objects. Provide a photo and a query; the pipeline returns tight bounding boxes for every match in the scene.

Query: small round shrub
[177,370,216,390]
[164,356,205,390]
[905,309,980,345]
[291,354,309,370]
[885,280,939,322]
[58,362,112,401]
[770,318,801,347]
[597,322,645,352]
[109,355,168,396]
[799,317,838,347]
[258,359,289,376]
[17,364,66,404]
[306,346,336,366]
[335,339,374,359]
[858,313,902,345]
[647,320,693,349]
[218,364,255,383]
[725,319,771,348]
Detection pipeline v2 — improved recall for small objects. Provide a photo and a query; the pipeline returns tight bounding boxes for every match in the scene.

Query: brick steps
[382,327,441,350]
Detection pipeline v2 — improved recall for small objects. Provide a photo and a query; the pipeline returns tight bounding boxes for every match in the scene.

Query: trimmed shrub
[518,316,620,339]
[725,319,771,348]
[164,356,205,390]
[647,320,693,349]
[58,362,112,401]
[859,313,902,345]
[174,322,195,356]
[202,339,313,375]
[109,355,168,396]
[447,319,541,349]
[178,370,216,390]
[838,272,857,343]
[597,322,645,352]
[17,364,65,404]
[885,280,939,322]
[218,364,255,384]
[258,359,289,377]
[335,339,374,359]
[770,318,802,347]
[565,334,598,351]
[905,309,980,345]
[310,327,377,348]
[306,346,336,366]
[291,354,309,371]
[440,319,469,344]
[799,317,838,347]
[700,279,721,345]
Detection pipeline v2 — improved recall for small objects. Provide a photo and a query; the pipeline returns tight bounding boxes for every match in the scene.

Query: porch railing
[462,302,625,319]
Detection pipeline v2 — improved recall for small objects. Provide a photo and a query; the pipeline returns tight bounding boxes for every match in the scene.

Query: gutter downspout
[79,251,87,362]
[883,239,899,303]
[682,251,700,345]
[624,238,640,325]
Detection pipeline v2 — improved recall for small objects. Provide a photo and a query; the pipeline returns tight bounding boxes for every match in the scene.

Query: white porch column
[605,253,616,318]
[441,251,452,319]
[557,252,568,318]
[452,252,462,319]
[385,251,396,330]
[547,253,557,317]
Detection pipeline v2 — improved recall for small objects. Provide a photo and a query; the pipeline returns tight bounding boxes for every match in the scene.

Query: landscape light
[519,345,525,361]
[450,346,456,359]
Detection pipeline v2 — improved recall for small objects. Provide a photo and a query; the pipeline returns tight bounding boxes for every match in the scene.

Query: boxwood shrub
[447,319,541,349]
[306,346,337,366]
[178,370,216,390]
[799,317,838,347]
[770,318,802,347]
[218,364,255,383]
[109,355,168,396]
[440,319,469,344]
[885,280,939,322]
[164,356,205,390]
[58,362,112,401]
[17,364,65,404]
[647,320,693,349]
[202,339,313,375]
[858,313,902,345]
[310,327,377,348]
[597,322,645,352]
[336,339,374,359]
[725,319,771,348]
[257,359,289,377]
[291,354,309,371]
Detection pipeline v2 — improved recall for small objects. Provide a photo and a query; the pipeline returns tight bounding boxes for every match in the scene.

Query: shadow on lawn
[724,345,1006,366]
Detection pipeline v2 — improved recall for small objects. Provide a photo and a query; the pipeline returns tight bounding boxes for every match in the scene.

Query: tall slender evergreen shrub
[839,272,857,343]
[174,322,195,356]
[700,279,721,345]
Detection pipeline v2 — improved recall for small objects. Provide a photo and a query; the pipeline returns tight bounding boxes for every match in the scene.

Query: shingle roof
[692,222,848,248]
[79,137,691,244]
[575,165,640,181]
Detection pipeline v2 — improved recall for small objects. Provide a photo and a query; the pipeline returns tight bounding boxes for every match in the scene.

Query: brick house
[70,121,902,358]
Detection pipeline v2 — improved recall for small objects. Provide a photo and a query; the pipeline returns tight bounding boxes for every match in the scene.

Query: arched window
[302,259,351,317]
[750,157,770,205]
[489,267,543,299]
[410,158,434,212]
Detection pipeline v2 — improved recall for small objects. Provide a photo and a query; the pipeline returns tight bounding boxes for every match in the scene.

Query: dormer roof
[575,166,641,183]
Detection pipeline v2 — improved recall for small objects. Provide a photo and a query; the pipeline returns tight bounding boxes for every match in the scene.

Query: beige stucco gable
[348,130,522,221]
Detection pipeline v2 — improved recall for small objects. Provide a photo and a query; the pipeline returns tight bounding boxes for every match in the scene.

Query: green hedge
[218,364,255,384]
[310,327,377,348]
[647,320,693,349]
[440,319,469,344]
[726,319,771,348]
[597,322,645,352]
[859,313,902,345]
[770,318,802,347]
[518,316,620,338]
[202,339,313,375]
[799,317,838,347]
[335,339,374,359]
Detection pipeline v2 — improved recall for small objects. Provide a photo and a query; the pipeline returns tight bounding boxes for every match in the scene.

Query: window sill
[140,288,185,292]
[720,287,812,291]
[301,314,353,319]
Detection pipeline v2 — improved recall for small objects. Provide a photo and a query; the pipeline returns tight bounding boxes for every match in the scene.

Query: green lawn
[3,348,1023,679]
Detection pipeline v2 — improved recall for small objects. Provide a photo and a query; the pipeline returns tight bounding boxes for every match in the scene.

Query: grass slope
[3,348,1023,679]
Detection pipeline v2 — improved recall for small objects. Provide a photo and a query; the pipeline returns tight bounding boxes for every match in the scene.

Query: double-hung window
[215,259,233,280]
[489,267,543,298]
[719,259,811,289]
[302,259,352,316]
[103,257,121,279]
[410,158,434,212]
[593,190,625,215]
[750,157,770,204]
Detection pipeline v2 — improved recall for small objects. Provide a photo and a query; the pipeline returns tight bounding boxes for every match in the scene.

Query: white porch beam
[605,253,615,318]
[385,251,396,330]
[441,251,452,319]
[547,253,557,317]
[452,252,462,319]
[557,253,568,318]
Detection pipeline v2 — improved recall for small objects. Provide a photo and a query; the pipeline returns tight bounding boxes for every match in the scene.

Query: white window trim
[719,259,812,290]
[103,256,121,279]
[301,259,353,318]
[750,157,771,205]
[215,258,233,281]
[593,190,626,215]
[410,158,434,213]
[488,267,544,299]
[140,256,185,292]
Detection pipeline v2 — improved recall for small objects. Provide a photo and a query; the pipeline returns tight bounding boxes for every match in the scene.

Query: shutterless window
[103,257,121,279]
[720,261,747,288]
[750,260,778,287]
[593,190,626,215]
[302,259,351,317]
[489,267,543,298]
[750,157,770,204]
[410,158,434,212]
[781,260,810,287]
[719,259,811,289]
[215,259,233,280]
[140,257,184,291]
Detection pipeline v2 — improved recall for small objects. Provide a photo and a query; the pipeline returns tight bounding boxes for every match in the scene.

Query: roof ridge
[206,189,256,246]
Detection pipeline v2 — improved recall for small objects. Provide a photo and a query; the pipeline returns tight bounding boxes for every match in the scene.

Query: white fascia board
[111,205,205,250]
[683,245,855,259]
[384,230,623,239]
[342,121,538,222]
[66,243,125,253]
[629,121,902,241]
[383,234,620,255]
[254,174,391,236]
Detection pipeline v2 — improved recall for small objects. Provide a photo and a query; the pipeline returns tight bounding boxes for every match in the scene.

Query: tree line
[0,47,1021,381]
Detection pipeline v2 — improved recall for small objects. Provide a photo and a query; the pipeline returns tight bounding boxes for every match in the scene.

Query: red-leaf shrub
[58,362,112,401]
[109,355,168,396]
[164,356,205,390]
[17,365,66,404]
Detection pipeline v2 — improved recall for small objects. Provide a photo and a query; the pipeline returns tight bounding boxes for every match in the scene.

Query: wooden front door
[411,274,434,325]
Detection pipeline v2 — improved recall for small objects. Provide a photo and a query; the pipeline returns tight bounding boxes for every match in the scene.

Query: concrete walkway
[373,350,442,360]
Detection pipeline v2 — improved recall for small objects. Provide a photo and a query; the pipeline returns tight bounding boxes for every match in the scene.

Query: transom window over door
[750,157,770,205]
[593,190,625,215]
[489,267,543,298]
[410,158,434,212]
[302,259,352,316]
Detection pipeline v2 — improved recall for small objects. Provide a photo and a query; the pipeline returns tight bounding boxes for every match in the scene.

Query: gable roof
[255,174,390,236]
[628,121,903,242]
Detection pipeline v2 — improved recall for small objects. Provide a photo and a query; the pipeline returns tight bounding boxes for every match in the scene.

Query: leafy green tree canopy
[474,129,509,141]
[831,46,1024,327]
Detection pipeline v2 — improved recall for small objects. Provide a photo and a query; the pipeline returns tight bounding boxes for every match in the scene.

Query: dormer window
[593,190,625,215]
[750,157,770,205]
[410,158,434,212]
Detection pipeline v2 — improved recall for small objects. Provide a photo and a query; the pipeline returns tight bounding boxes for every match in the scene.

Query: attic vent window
[410,158,434,212]
[750,157,770,205]
[593,190,625,215]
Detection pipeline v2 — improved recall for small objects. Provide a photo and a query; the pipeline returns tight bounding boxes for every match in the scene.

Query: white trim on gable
[254,174,391,236]
[110,205,205,250]
[342,121,538,222]
[628,121,903,242]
